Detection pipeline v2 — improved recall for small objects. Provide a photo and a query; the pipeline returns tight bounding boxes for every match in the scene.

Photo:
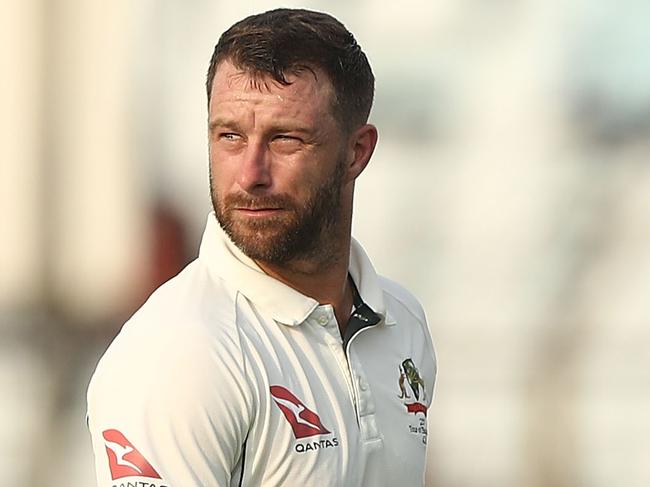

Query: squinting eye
[272,135,302,146]
[220,133,240,141]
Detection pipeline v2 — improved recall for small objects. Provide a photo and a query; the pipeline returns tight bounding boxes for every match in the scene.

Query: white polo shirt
[87,213,436,487]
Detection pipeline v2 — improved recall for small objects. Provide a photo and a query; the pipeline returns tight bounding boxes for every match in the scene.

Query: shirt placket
[345,332,381,443]
[310,305,382,443]
[343,284,383,444]
[309,306,358,412]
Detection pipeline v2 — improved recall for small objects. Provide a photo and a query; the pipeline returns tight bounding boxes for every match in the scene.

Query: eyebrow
[208,118,315,135]
[208,118,242,134]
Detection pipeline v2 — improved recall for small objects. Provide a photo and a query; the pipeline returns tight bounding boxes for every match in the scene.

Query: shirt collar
[198,212,396,327]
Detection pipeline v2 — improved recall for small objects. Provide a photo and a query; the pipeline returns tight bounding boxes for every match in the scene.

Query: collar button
[359,377,369,391]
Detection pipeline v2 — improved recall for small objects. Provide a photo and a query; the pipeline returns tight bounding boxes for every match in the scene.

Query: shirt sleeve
[87,317,254,487]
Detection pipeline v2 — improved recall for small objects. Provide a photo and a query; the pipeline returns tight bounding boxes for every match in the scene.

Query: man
[87,8,436,487]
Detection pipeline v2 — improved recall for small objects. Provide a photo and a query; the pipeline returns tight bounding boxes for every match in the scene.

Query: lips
[235,207,281,211]
[234,207,283,216]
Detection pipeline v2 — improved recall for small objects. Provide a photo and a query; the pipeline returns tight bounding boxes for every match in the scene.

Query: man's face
[208,60,349,265]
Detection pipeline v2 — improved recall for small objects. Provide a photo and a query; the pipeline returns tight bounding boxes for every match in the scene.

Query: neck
[254,221,354,333]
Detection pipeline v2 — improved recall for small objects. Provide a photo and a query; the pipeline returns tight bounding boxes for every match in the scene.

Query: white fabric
[87,212,436,487]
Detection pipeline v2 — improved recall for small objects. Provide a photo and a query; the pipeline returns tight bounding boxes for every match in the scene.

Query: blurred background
[2,0,649,485]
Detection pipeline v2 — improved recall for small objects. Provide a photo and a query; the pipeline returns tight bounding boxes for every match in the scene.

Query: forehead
[209,60,336,117]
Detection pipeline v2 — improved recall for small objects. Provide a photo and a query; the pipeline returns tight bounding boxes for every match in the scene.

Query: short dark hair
[206,8,374,131]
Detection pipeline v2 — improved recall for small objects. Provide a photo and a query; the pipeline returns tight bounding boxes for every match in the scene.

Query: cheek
[209,150,239,189]
[275,165,318,196]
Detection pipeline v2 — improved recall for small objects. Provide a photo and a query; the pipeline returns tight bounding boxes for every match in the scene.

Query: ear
[344,124,378,183]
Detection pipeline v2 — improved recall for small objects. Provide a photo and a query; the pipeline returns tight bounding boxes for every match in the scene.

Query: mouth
[234,207,283,217]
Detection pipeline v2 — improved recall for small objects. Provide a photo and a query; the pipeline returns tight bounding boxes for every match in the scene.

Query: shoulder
[87,258,251,417]
[378,275,438,397]
[97,258,241,359]
[377,275,427,327]
[377,275,436,369]
[86,261,254,483]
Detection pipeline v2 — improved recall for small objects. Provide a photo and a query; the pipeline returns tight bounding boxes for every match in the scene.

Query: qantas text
[295,437,339,453]
[111,482,167,487]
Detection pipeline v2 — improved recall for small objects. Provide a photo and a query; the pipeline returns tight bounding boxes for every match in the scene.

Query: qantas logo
[103,429,161,480]
[270,385,330,439]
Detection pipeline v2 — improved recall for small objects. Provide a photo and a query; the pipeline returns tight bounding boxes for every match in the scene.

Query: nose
[237,140,272,193]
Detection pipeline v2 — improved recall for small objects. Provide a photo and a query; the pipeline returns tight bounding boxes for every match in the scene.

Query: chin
[228,226,286,259]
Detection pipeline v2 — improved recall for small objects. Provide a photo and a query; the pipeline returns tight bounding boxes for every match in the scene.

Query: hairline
[207,57,355,134]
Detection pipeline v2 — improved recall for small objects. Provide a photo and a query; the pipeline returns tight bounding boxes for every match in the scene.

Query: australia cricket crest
[398,358,429,444]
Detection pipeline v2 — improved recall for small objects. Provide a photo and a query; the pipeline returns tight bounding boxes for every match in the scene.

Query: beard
[210,159,345,266]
